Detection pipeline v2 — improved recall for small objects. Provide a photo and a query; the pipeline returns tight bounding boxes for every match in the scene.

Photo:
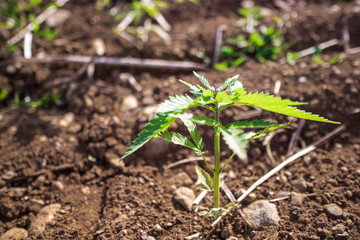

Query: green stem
[213,103,221,209]
[220,152,235,172]
[201,154,214,172]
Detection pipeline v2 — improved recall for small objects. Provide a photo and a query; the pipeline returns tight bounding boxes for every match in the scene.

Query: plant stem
[213,103,221,209]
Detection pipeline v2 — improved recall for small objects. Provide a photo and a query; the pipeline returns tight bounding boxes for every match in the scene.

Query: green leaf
[157,94,195,113]
[158,131,203,156]
[329,55,341,65]
[217,74,239,91]
[121,113,176,159]
[246,122,292,141]
[195,166,213,191]
[0,88,8,101]
[181,118,203,151]
[214,61,229,71]
[225,120,278,129]
[215,91,232,105]
[179,79,202,98]
[233,92,339,123]
[171,113,221,127]
[193,71,215,91]
[312,55,324,66]
[220,128,247,160]
[229,81,243,92]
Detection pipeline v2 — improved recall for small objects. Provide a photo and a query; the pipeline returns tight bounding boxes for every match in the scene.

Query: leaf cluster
[215,6,292,70]
[121,72,338,161]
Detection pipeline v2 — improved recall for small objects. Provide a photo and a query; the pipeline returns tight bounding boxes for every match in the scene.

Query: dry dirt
[0,0,360,239]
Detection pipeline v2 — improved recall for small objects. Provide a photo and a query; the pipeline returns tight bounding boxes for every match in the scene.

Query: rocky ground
[0,0,360,239]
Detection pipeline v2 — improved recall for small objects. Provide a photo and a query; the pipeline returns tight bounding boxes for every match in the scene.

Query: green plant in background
[0,0,58,50]
[121,72,339,218]
[14,91,65,109]
[215,6,292,71]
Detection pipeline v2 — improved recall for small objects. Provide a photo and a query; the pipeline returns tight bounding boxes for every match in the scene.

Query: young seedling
[121,72,339,218]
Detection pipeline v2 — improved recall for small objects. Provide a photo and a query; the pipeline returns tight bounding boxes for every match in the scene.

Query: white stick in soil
[192,190,208,212]
[141,0,171,31]
[298,39,339,58]
[212,124,346,227]
[23,32,33,59]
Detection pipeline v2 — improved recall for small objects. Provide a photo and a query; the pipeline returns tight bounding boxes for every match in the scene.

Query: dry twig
[298,39,339,57]
[212,25,225,65]
[10,55,205,70]
[212,124,346,226]
[166,156,204,169]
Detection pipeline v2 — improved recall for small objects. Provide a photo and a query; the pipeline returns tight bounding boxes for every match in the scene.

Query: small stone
[59,112,75,127]
[226,237,238,240]
[147,236,156,240]
[324,203,343,218]
[0,227,28,240]
[193,224,202,232]
[292,178,307,192]
[335,232,350,239]
[298,76,307,83]
[46,9,71,27]
[332,223,346,234]
[51,181,64,191]
[84,95,94,108]
[67,123,81,134]
[142,96,155,105]
[168,172,193,186]
[234,188,256,204]
[7,187,27,198]
[242,200,280,226]
[221,224,233,239]
[290,192,306,206]
[92,38,106,56]
[121,95,139,112]
[29,204,61,235]
[81,186,91,194]
[105,152,125,169]
[173,187,195,211]
[153,224,163,232]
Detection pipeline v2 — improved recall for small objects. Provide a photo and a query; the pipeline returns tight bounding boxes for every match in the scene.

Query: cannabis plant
[121,72,338,216]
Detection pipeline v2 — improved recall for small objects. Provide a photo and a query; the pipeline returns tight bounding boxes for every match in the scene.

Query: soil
[1,0,360,239]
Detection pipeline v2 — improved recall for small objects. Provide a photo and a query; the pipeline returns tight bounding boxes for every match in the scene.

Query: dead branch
[212,25,225,65]
[212,124,346,226]
[287,119,306,156]
[346,47,360,55]
[10,55,205,70]
[166,156,204,169]
[298,39,339,58]
[6,0,69,46]
[192,190,208,212]
[44,59,93,89]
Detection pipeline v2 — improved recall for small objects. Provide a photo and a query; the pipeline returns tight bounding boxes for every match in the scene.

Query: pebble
[335,232,350,239]
[173,187,195,211]
[234,188,256,204]
[142,104,159,119]
[290,192,306,206]
[29,203,61,235]
[242,200,280,226]
[221,224,233,239]
[324,203,343,218]
[121,95,139,112]
[67,123,82,134]
[292,178,308,192]
[59,112,75,128]
[92,38,106,56]
[51,181,64,191]
[331,223,346,234]
[168,172,193,186]
[0,228,28,240]
[7,187,27,198]
[46,9,71,27]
